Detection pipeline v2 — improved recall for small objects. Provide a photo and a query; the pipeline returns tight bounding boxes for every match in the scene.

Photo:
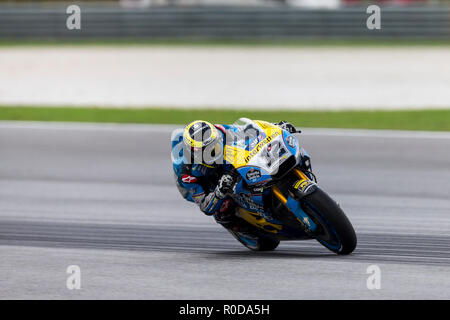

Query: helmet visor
[201,134,223,165]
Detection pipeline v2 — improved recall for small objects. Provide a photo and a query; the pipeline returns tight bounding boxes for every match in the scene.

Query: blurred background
[0,0,449,111]
[0,0,448,41]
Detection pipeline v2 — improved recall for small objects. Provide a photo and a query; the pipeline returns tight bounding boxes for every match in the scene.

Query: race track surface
[0,122,449,299]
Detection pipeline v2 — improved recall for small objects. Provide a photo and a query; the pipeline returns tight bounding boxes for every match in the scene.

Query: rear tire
[228,230,280,251]
[302,189,357,255]
[258,237,280,251]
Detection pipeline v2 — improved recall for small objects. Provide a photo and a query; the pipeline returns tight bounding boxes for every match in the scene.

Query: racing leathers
[172,124,234,217]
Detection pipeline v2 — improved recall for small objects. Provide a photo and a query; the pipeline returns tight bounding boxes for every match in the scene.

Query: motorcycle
[219,118,357,255]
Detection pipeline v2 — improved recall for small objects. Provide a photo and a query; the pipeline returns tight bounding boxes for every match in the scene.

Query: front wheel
[301,189,357,255]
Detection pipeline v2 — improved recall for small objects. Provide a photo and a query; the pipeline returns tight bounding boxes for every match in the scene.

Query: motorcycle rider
[171,119,301,232]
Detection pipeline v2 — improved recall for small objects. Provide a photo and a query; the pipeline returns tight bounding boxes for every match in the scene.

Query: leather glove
[276,121,299,134]
[215,174,235,199]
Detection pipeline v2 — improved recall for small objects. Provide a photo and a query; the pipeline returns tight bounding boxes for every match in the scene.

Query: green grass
[1,106,450,131]
[1,39,449,48]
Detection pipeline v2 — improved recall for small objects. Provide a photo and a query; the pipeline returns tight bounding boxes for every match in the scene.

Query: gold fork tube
[272,186,287,205]
[293,168,309,181]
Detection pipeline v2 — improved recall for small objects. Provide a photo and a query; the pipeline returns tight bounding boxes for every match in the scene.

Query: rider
[171,119,300,232]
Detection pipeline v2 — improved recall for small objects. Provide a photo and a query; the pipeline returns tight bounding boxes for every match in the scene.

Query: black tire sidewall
[302,189,357,255]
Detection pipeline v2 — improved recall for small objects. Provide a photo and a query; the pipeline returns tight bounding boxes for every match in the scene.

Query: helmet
[183,120,223,165]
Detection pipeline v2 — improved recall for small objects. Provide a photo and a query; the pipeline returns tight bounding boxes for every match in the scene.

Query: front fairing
[224,118,301,186]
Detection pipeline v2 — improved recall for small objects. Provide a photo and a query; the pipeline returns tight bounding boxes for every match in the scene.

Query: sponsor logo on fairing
[235,192,264,213]
[244,131,280,163]
[246,168,261,181]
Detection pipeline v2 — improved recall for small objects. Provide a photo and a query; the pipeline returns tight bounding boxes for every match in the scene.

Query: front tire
[302,189,357,255]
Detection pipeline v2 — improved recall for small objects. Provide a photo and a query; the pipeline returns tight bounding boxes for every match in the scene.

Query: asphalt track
[0,121,449,299]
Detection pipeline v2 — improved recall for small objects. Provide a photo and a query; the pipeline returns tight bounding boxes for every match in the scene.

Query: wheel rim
[303,201,341,251]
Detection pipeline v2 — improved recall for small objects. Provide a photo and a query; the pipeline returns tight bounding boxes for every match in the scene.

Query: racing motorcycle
[218,118,357,255]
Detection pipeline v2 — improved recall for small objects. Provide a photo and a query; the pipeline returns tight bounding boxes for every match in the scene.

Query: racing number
[264,141,286,168]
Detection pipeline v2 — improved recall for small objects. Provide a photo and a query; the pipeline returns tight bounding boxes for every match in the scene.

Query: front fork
[271,168,319,234]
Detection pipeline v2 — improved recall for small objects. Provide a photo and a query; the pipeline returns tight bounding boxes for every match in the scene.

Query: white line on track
[1,121,450,140]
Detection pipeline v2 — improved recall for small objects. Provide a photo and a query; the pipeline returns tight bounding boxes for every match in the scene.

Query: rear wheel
[228,230,280,251]
[301,189,357,255]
